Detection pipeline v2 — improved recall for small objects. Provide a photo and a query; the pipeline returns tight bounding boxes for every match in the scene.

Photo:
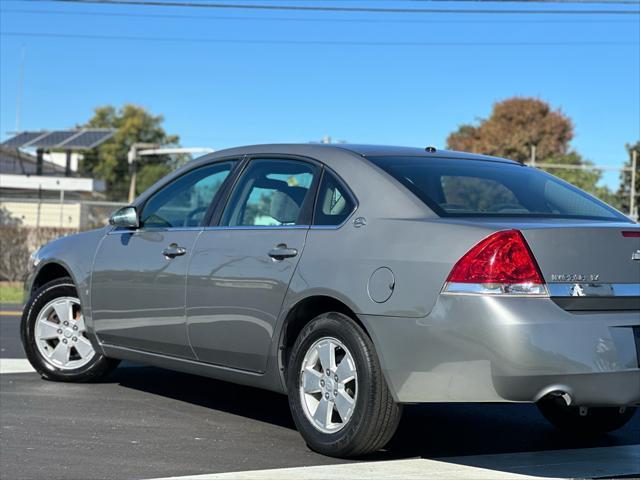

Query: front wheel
[287,312,402,458]
[21,277,119,382]
[538,396,636,435]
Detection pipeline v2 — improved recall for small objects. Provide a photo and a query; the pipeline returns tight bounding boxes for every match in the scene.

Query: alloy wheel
[34,297,95,370]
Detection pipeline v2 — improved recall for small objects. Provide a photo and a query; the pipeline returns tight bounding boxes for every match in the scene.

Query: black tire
[287,312,402,458]
[21,277,119,382]
[538,396,636,434]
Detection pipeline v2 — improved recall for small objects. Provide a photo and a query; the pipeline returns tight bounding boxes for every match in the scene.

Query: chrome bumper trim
[548,283,640,297]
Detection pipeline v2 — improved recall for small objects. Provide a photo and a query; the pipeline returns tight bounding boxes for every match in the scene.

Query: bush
[0,226,76,282]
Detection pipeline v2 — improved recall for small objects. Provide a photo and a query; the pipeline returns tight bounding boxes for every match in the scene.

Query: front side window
[141,161,234,228]
[368,156,628,221]
[314,171,356,226]
[221,159,317,227]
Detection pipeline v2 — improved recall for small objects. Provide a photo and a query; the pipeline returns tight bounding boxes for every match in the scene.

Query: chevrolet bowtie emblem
[569,284,586,297]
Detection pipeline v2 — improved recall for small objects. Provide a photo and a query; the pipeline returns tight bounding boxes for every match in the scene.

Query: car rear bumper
[359,295,640,406]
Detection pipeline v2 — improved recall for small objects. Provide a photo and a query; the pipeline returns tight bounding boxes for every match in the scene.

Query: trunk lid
[516,222,640,285]
[438,219,639,283]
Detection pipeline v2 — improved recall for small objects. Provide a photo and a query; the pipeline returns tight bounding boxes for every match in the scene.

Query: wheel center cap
[63,328,73,338]
[325,377,335,392]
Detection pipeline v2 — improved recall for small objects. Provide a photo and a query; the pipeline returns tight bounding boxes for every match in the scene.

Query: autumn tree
[79,104,180,201]
[446,97,612,199]
[447,97,573,163]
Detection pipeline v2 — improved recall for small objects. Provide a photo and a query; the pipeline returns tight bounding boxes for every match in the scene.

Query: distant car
[22,144,639,457]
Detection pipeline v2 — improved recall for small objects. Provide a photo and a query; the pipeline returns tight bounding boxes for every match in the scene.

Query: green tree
[79,104,179,201]
[616,141,640,217]
[446,97,613,201]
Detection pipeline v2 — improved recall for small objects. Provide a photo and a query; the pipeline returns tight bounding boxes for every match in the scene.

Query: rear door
[186,157,320,372]
[91,160,236,357]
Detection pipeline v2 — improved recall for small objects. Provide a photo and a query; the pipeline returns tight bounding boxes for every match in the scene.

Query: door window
[221,159,317,227]
[140,161,234,228]
[314,171,356,226]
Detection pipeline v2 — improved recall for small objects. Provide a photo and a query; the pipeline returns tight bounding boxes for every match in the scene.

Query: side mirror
[109,206,140,229]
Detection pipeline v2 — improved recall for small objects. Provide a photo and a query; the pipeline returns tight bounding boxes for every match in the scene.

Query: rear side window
[368,156,627,221]
[314,171,356,226]
[221,159,317,227]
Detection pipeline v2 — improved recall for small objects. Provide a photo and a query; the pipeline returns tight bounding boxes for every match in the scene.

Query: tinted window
[440,176,523,213]
[314,171,356,226]
[368,156,627,221]
[221,159,317,227]
[141,162,233,228]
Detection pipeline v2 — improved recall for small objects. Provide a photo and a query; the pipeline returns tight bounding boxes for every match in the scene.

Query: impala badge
[633,249,640,261]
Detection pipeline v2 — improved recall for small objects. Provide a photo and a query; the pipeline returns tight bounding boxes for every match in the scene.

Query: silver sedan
[22,144,640,457]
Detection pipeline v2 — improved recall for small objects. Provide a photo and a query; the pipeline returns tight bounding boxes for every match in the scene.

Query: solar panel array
[31,131,79,148]
[1,129,115,150]
[2,132,48,148]
[65,130,115,149]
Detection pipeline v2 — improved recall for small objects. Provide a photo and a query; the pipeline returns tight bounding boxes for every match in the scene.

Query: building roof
[0,146,68,175]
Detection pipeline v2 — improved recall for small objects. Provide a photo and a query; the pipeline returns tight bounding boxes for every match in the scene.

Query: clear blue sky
[1,0,639,189]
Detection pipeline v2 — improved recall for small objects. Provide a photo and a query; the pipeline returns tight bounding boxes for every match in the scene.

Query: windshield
[368,156,629,222]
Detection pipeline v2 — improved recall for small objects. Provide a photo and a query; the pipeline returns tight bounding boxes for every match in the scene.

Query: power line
[3,7,636,22]
[2,31,636,46]
[409,0,639,3]
[18,0,640,14]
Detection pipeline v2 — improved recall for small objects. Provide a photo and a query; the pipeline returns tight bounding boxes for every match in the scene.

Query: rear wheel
[538,396,636,434]
[21,277,119,382]
[287,312,401,457]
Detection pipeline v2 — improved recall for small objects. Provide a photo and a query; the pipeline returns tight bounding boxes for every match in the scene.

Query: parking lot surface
[1,304,638,479]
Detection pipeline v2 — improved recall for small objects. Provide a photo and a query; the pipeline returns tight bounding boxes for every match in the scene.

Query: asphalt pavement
[1,304,639,479]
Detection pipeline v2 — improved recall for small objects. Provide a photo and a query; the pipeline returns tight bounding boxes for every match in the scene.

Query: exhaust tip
[535,385,573,405]
[546,390,573,406]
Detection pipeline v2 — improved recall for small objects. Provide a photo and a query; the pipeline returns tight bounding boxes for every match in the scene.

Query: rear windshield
[368,156,628,222]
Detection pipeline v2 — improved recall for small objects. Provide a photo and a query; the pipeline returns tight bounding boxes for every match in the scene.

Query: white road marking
[150,445,640,480]
[0,358,35,374]
[152,458,549,480]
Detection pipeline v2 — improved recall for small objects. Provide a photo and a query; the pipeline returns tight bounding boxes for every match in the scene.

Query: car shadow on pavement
[106,364,297,429]
[106,365,639,468]
[385,403,639,459]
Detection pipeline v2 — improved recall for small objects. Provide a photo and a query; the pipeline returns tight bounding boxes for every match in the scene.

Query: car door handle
[162,243,187,259]
[268,244,298,260]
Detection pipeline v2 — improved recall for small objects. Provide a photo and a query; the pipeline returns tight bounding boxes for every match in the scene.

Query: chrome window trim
[309,206,358,231]
[547,283,640,297]
[203,225,310,231]
[107,226,204,235]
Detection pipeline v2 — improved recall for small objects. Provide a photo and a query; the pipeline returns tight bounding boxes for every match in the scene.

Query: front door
[91,161,235,358]
[186,158,319,372]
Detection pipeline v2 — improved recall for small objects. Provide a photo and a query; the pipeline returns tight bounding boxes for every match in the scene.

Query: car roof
[209,143,518,164]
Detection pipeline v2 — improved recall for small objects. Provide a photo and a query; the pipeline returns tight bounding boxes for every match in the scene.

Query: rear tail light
[442,230,548,296]
[622,231,640,238]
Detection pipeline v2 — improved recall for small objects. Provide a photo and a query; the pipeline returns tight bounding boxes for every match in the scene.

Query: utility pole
[530,144,537,167]
[16,44,26,132]
[127,142,159,203]
[631,149,637,220]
